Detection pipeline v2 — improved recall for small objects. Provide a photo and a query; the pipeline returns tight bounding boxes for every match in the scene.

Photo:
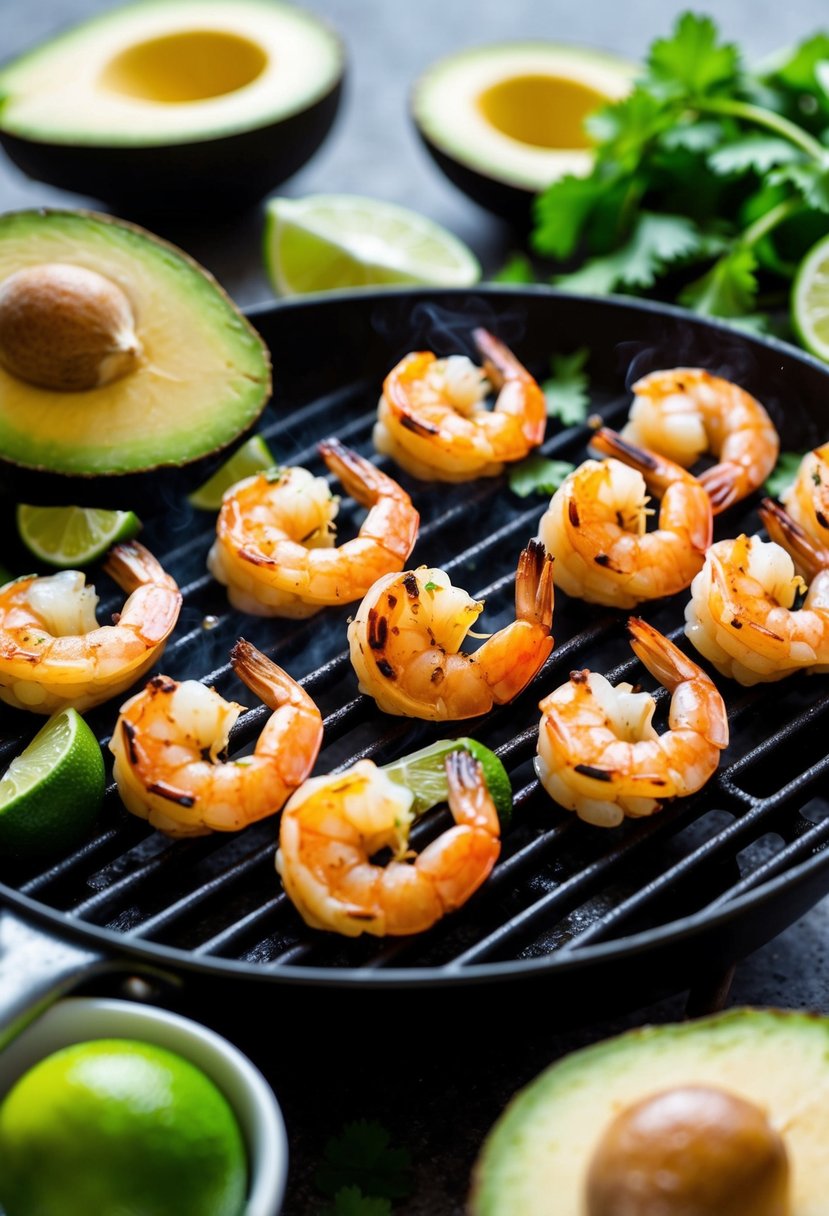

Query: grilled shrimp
[348,540,554,719]
[276,749,500,936]
[208,438,419,618]
[0,542,181,715]
[781,442,829,548]
[684,499,829,685]
[535,618,729,827]
[622,367,779,511]
[374,327,546,481]
[538,429,713,609]
[110,639,323,838]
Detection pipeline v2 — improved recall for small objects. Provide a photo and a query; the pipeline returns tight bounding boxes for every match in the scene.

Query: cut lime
[188,434,277,510]
[0,708,105,857]
[792,232,829,361]
[0,1039,247,1216]
[16,505,141,568]
[383,737,512,825]
[263,193,482,296]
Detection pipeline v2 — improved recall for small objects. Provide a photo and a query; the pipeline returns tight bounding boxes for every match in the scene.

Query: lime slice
[263,193,482,296]
[383,737,512,825]
[188,434,277,510]
[0,708,105,857]
[16,505,141,568]
[792,232,829,361]
[0,1039,247,1216]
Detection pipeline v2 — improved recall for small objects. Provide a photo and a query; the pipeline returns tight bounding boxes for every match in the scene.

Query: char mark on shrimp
[147,780,197,808]
[367,609,388,650]
[402,572,420,599]
[568,500,580,527]
[121,718,140,765]
[148,674,176,693]
[400,413,440,437]
[574,763,614,782]
[239,547,276,568]
[376,658,396,679]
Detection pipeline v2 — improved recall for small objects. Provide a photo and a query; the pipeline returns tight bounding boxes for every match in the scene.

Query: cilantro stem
[739,197,804,249]
[693,97,826,161]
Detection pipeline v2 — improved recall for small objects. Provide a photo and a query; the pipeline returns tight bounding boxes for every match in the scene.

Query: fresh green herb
[321,1187,393,1216]
[542,348,591,424]
[508,456,576,498]
[314,1120,413,1202]
[764,451,805,497]
[515,13,829,333]
[491,252,535,283]
[423,580,440,592]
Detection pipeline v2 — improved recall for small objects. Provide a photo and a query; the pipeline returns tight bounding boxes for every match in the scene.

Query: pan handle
[0,910,179,1051]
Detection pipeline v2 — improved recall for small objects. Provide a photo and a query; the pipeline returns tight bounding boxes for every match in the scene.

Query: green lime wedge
[16,505,141,568]
[188,434,277,510]
[263,193,481,296]
[382,737,512,825]
[792,232,829,361]
[0,708,105,858]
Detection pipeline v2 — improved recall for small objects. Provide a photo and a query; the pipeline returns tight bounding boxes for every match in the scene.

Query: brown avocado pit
[0,263,142,392]
[586,1085,790,1216]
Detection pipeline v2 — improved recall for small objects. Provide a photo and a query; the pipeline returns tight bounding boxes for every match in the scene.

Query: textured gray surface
[2,2,829,1212]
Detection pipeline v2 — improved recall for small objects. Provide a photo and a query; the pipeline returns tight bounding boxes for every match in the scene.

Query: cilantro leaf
[708,136,800,177]
[768,161,829,212]
[764,451,805,498]
[508,456,576,498]
[532,174,607,260]
[322,1186,393,1216]
[679,244,759,317]
[659,120,725,153]
[543,348,590,423]
[555,212,703,294]
[646,13,741,98]
[491,252,536,284]
[314,1120,412,1201]
[766,32,829,95]
[586,87,672,168]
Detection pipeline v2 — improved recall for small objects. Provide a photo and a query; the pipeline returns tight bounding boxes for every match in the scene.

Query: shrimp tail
[473,327,546,446]
[104,541,178,593]
[318,438,386,507]
[759,497,829,581]
[515,540,555,631]
[699,461,743,513]
[230,638,311,712]
[445,749,500,832]
[628,617,728,749]
[627,617,703,691]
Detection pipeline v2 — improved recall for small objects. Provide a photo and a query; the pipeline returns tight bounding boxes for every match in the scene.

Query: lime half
[17,505,141,568]
[382,737,512,825]
[188,434,277,510]
[0,708,105,857]
[792,232,829,361]
[264,193,481,296]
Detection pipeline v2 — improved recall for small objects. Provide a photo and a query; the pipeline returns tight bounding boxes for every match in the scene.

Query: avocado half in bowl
[0,0,344,215]
[471,1008,829,1216]
[412,42,635,224]
[0,209,271,507]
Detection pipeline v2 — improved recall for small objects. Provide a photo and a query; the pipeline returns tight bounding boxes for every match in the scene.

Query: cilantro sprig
[517,13,829,330]
[313,1119,413,1215]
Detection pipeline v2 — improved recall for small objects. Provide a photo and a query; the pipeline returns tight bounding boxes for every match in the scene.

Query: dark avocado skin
[415,128,535,229]
[0,77,344,216]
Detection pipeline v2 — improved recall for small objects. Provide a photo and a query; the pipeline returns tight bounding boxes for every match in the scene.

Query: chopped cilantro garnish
[314,1119,413,1202]
[508,456,575,498]
[542,348,591,425]
[764,451,805,498]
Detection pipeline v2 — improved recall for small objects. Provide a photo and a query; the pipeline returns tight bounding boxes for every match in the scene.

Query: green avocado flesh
[0,0,343,146]
[471,1008,829,1216]
[0,210,270,477]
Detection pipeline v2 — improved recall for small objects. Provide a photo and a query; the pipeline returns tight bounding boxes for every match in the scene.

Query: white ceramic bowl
[0,997,288,1216]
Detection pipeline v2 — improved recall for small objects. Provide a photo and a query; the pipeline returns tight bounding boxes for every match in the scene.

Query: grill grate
[2,289,829,990]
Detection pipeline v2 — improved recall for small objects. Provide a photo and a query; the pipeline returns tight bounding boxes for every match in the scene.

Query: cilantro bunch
[506,13,829,332]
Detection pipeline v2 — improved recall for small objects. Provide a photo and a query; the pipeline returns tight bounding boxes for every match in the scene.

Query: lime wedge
[263,193,482,296]
[16,505,141,568]
[382,737,512,825]
[792,232,829,361]
[0,708,105,857]
[188,434,277,510]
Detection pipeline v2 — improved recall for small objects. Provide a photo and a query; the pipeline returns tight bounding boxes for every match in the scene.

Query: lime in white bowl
[0,997,288,1216]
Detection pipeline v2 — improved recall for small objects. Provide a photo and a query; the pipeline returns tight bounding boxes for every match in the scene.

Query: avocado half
[471,1008,829,1215]
[412,43,635,224]
[0,209,271,506]
[0,0,344,214]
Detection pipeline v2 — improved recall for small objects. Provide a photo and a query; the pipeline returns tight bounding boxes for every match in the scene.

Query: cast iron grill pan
[2,288,829,1003]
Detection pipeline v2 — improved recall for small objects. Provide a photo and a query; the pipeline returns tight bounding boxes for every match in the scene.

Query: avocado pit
[585,1084,790,1216]
[0,262,141,392]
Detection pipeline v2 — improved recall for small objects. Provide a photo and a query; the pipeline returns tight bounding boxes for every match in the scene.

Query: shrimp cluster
[110,639,323,837]
[684,499,829,685]
[276,749,500,936]
[0,542,181,714]
[348,540,554,719]
[781,442,829,548]
[536,618,729,828]
[622,367,779,511]
[208,438,419,618]
[374,327,546,481]
[539,429,713,609]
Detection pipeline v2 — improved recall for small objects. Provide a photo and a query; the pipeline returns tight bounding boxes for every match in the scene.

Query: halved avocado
[412,43,635,224]
[0,0,344,214]
[0,209,271,505]
[471,1008,829,1215]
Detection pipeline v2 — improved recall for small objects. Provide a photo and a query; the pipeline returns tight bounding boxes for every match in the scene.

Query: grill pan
[2,285,829,1031]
